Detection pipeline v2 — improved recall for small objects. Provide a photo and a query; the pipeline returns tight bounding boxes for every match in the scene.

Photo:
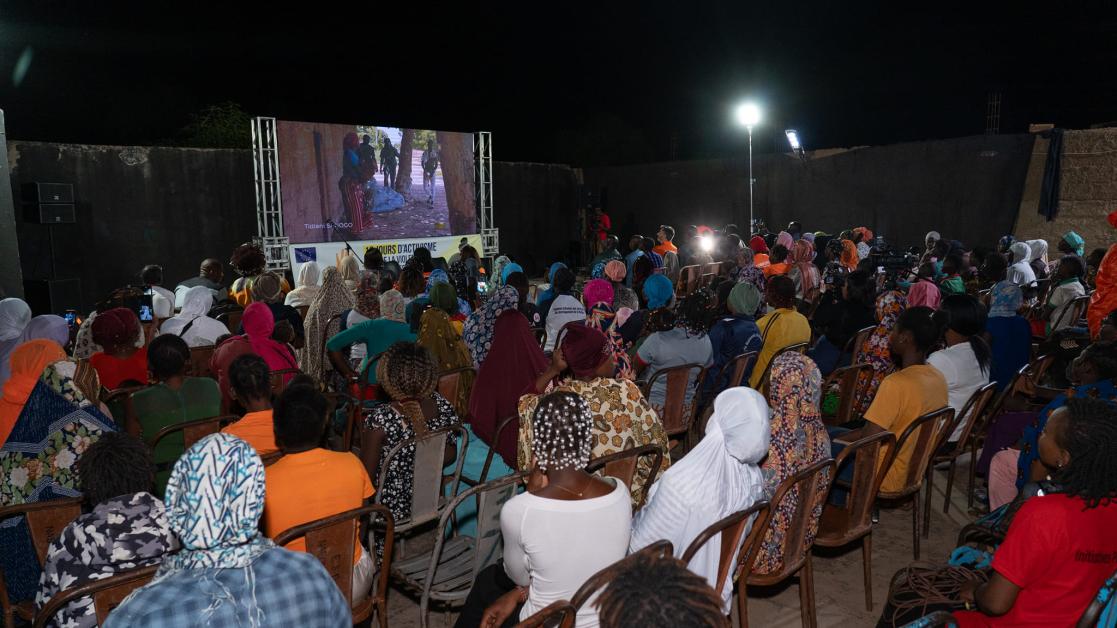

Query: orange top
[221,410,278,455]
[753,253,771,268]
[264,448,375,561]
[763,262,790,278]
[0,340,67,446]
[652,242,678,256]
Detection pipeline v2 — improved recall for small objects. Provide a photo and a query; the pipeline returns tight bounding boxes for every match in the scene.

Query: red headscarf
[558,323,609,378]
[0,339,66,445]
[91,307,139,350]
[749,236,769,254]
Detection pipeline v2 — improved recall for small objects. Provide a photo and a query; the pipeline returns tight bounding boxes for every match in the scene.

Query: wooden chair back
[216,310,243,334]
[569,541,674,612]
[682,500,771,596]
[699,272,717,289]
[0,497,84,565]
[947,382,998,451]
[324,391,361,453]
[436,366,476,416]
[269,368,302,394]
[722,351,759,391]
[187,345,216,378]
[678,265,701,296]
[878,407,954,500]
[514,600,576,628]
[376,425,468,533]
[821,362,873,426]
[33,564,159,628]
[1077,565,1117,628]
[848,325,877,363]
[584,444,665,511]
[641,363,707,438]
[703,262,723,278]
[147,414,239,452]
[274,504,394,623]
[817,432,897,545]
[758,342,809,397]
[745,457,836,585]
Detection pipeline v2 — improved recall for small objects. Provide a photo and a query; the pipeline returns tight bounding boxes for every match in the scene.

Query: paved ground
[381,457,979,628]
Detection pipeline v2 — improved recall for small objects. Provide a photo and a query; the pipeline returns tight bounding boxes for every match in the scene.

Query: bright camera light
[699,235,715,252]
[736,102,761,128]
[785,129,801,150]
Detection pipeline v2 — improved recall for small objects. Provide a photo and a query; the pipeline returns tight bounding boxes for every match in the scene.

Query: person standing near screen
[422,140,440,204]
[380,137,399,189]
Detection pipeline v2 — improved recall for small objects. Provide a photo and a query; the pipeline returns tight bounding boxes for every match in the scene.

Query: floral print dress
[854,290,907,414]
[517,377,672,509]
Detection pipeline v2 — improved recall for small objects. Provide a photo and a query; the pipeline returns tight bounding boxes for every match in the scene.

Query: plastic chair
[681,500,771,608]
[877,407,954,560]
[641,363,708,451]
[820,362,873,426]
[32,564,158,628]
[274,504,394,628]
[741,458,836,628]
[186,345,216,378]
[814,432,897,610]
[375,425,468,539]
[757,342,809,398]
[924,382,997,523]
[391,472,527,628]
[0,497,84,628]
[584,444,665,511]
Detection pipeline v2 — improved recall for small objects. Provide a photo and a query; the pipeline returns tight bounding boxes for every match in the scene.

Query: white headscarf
[1009,241,1032,265]
[629,387,770,612]
[284,262,322,307]
[0,298,33,391]
[1007,241,1037,288]
[1026,239,1048,264]
[159,286,229,347]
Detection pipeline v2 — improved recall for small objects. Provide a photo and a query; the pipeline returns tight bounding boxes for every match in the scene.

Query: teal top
[326,318,416,384]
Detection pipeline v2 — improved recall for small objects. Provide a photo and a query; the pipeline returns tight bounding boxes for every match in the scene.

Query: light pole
[736,102,761,234]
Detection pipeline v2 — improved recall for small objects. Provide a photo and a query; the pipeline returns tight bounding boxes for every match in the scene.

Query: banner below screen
[287,234,483,271]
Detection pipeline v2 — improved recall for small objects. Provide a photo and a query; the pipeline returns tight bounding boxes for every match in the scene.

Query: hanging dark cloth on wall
[1038,128,1064,221]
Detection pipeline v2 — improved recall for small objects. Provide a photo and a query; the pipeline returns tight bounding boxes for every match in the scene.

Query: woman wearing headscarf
[775,230,794,252]
[985,281,1031,393]
[617,274,675,345]
[630,387,769,611]
[1,354,114,602]
[418,307,475,416]
[336,249,362,291]
[159,286,229,347]
[750,235,771,268]
[491,255,512,289]
[89,308,149,390]
[535,261,569,312]
[284,261,321,307]
[21,315,70,352]
[105,434,351,628]
[1007,241,1037,288]
[0,298,34,392]
[406,269,471,330]
[518,323,671,509]
[210,303,297,411]
[853,227,873,259]
[703,282,763,395]
[1025,238,1049,281]
[753,352,830,575]
[468,285,547,467]
[839,239,860,272]
[604,260,640,313]
[788,238,820,300]
[447,244,481,301]
[380,289,406,324]
[637,291,714,408]
[244,271,305,349]
[298,266,355,382]
[326,292,416,388]
[853,290,907,414]
[582,279,634,381]
[229,243,291,308]
[731,247,767,315]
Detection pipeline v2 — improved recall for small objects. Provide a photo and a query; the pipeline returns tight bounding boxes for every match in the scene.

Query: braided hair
[530,391,593,472]
[675,288,714,336]
[594,552,727,628]
[1053,397,1117,509]
[377,341,438,436]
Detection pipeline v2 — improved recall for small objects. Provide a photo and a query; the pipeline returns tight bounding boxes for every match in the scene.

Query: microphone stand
[325,218,362,261]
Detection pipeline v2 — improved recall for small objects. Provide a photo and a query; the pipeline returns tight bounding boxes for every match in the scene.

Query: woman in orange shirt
[763,244,791,278]
[220,354,278,455]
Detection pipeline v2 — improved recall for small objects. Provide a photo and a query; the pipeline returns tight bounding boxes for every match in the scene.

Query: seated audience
[237,271,305,349]
[750,275,811,388]
[730,247,767,313]
[603,260,639,313]
[264,378,374,600]
[839,238,859,271]
[174,258,228,309]
[1026,238,1049,281]
[398,265,426,307]
[505,271,543,329]
[457,392,631,628]
[299,266,355,383]
[1043,254,1086,333]
[542,266,583,352]
[284,261,321,307]
[952,398,1117,626]
[754,352,830,574]
[583,278,634,380]
[763,244,790,278]
[630,387,769,611]
[326,289,416,386]
[906,263,941,309]
[519,324,671,508]
[140,264,175,319]
[0,298,33,390]
[808,269,876,375]
[220,353,278,455]
[132,335,222,493]
[589,236,622,279]
[229,242,289,307]
[788,238,820,300]
[704,282,763,392]
[210,302,296,410]
[159,285,229,347]
[1007,241,1036,288]
[35,433,178,628]
[928,294,991,444]
[617,274,674,344]
[337,249,362,291]
[637,291,714,407]
[938,253,967,296]
[595,552,729,628]
[852,290,907,414]
[624,235,646,287]
[340,272,383,368]
[417,306,476,416]
[359,342,458,557]
[104,434,350,627]
[89,307,149,390]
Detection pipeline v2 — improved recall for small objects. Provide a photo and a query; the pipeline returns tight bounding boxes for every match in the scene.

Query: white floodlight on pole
[785,129,801,151]
[735,102,761,234]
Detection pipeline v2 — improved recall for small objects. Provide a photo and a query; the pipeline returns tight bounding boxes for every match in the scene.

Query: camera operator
[808,269,878,375]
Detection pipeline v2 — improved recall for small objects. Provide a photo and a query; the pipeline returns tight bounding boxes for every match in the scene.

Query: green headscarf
[430,281,460,315]
[727,282,761,316]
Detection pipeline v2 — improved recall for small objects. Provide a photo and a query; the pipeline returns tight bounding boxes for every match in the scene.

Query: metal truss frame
[251,116,290,271]
[476,131,499,256]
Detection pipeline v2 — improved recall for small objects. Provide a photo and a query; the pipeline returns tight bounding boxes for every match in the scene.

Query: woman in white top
[284,261,321,307]
[456,391,631,628]
[542,267,585,352]
[1007,241,1037,288]
[1044,255,1087,333]
[158,286,229,348]
[927,295,991,443]
[629,386,770,612]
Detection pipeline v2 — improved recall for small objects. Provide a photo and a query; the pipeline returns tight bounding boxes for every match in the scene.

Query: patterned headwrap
[491,256,511,288]
[776,231,794,251]
[582,279,614,308]
[988,280,1024,318]
[463,285,521,366]
[355,271,381,318]
[41,359,100,407]
[998,234,1016,253]
[158,433,272,574]
[604,260,627,283]
[854,290,907,414]
[423,269,451,297]
[250,271,284,304]
[379,290,406,323]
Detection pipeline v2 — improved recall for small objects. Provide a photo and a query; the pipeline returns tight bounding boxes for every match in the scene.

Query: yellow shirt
[749,308,812,388]
[221,410,278,455]
[863,364,948,494]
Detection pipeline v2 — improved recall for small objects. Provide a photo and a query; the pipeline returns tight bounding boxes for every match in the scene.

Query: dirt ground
[378,456,977,628]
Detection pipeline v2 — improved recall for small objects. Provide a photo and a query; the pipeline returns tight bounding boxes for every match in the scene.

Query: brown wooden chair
[708,351,759,398]
[274,504,393,627]
[641,362,708,451]
[820,362,873,427]
[295,304,310,321]
[584,444,665,511]
[323,391,361,453]
[924,382,997,523]
[514,600,576,628]
[814,432,897,610]
[966,367,1028,509]
[742,457,836,628]
[848,325,877,364]
[566,541,675,625]
[678,265,701,296]
[147,414,239,454]
[187,345,216,378]
[757,342,809,398]
[703,262,723,278]
[0,497,84,628]
[100,385,148,435]
[436,366,476,417]
[269,368,302,394]
[1036,293,1091,342]
[681,500,771,613]
[699,272,717,289]
[33,564,159,628]
[877,407,954,560]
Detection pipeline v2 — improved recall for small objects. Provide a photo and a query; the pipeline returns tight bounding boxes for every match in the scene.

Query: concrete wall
[1012,128,1117,257]
[491,161,582,278]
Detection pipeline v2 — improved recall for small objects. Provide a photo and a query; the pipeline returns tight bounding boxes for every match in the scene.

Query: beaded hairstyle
[531,391,594,472]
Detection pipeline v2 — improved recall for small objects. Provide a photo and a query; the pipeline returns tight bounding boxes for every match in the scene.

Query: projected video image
[276,121,477,244]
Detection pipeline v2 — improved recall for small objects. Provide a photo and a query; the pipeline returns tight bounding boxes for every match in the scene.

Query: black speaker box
[22,182,74,204]
[24,203,76,224]
[23,278,82,314]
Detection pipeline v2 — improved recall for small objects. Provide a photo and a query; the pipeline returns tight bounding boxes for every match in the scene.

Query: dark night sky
[1,2,1116,166]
